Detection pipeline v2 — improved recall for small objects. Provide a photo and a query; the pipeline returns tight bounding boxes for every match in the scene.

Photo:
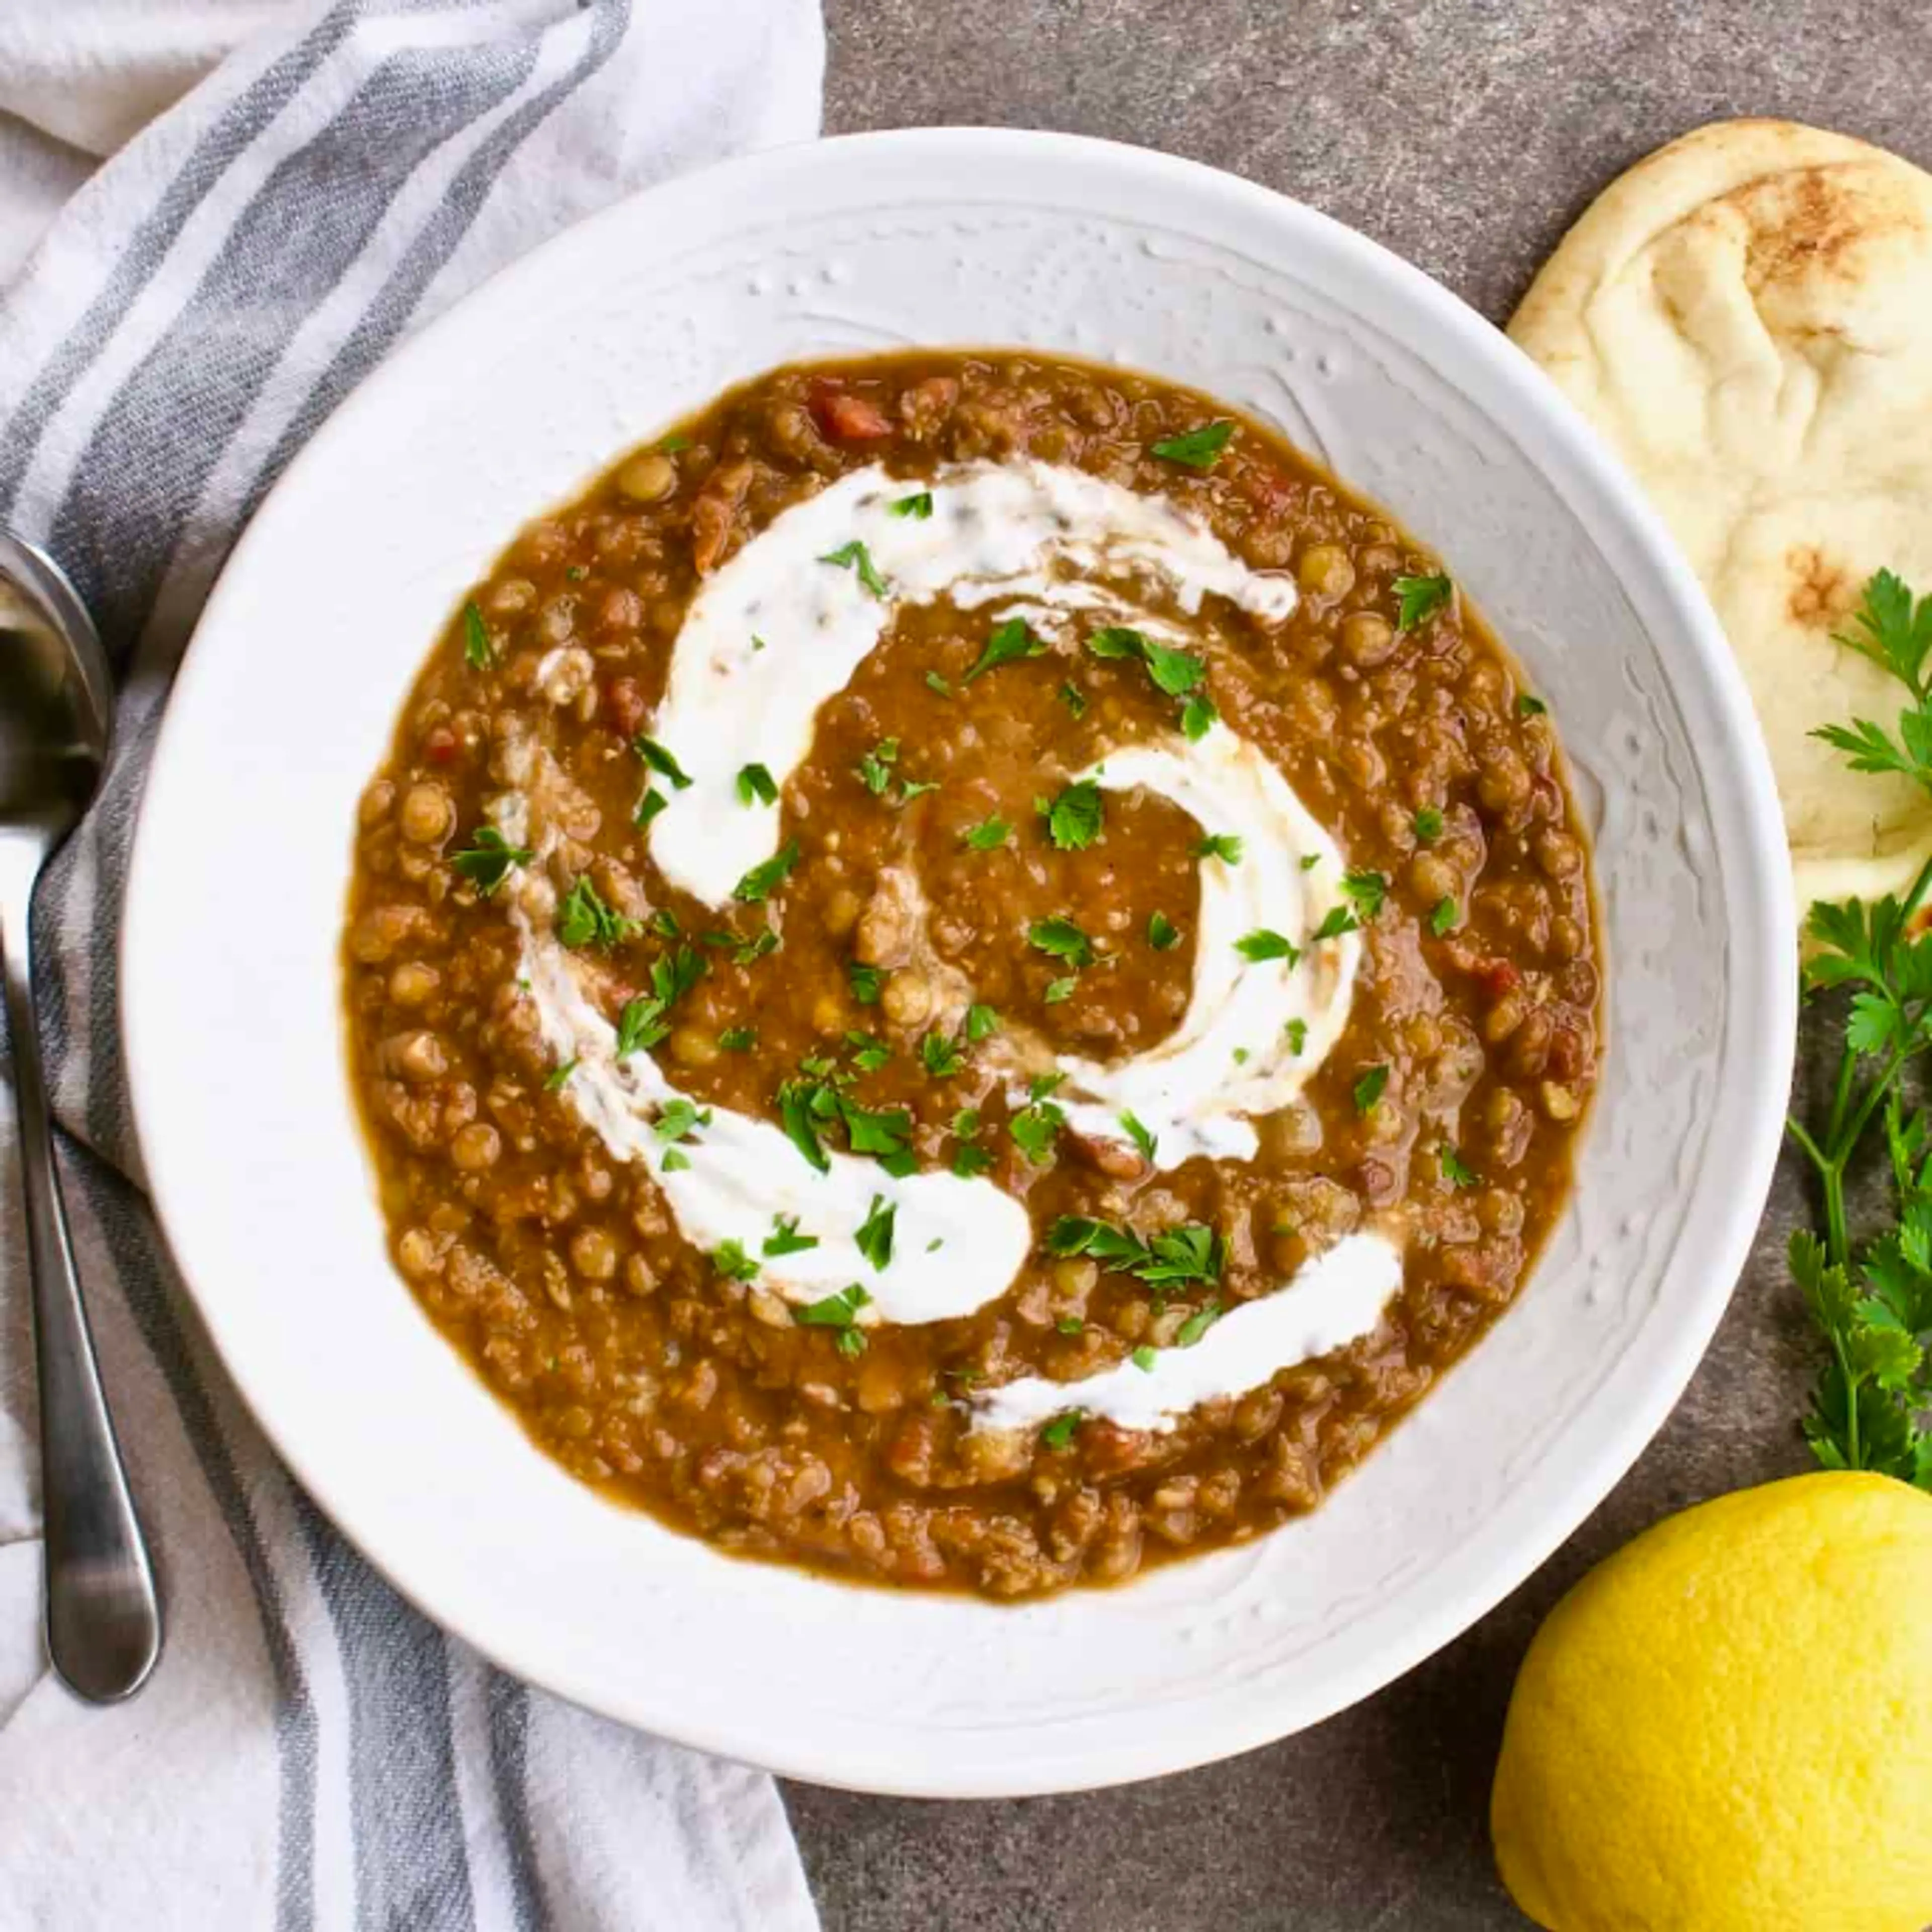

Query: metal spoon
[0,529,160,1702]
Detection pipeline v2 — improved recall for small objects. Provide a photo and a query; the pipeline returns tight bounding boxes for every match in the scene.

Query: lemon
[1492,1472,1932,1932]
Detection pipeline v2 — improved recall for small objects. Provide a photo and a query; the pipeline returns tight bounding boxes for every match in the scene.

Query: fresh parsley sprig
[1789,568,1932,1485]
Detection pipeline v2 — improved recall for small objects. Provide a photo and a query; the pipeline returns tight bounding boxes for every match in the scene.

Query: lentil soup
[342,352,1601,1600]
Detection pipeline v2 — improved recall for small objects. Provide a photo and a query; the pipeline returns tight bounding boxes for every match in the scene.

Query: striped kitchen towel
[0,3,824,1927]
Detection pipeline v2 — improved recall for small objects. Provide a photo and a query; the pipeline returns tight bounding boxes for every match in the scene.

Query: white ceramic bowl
[122,129,1796,1796]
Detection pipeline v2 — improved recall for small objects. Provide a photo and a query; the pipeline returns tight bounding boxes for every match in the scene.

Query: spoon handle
[2,901,162,1701]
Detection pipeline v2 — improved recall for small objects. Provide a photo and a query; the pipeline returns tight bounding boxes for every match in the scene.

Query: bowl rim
[121,124,1798,1795]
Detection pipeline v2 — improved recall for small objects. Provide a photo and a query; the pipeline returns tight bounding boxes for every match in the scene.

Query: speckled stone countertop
[786,5,1921,1925]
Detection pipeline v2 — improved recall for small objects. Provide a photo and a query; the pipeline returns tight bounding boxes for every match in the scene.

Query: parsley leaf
[462,601,493,669]
[719,1025,757,1051]
[449,825,531,896]
[855,738,899,795]
[1040,1411,1086,1450]
[557,875,637,950]
[1429,897,1459,937]
[712,1239,759,1283]
[964,616,1045,682]
[1010,1099,1065,1165]
[793,1283,871,1330]
[920,1031,964,1078]
[1393,573,1453,629]
[820,539,889,598]
[1412,807,1444,844]
[1236,929,1300,964]
[733,839,799,904]
[737,763,778,807]
[1059,681,1088,718]
[544,1057,577,1092]
[925,670,952,697]
[1193,833,1244,864]
[1120,1111,1157,1163]
[1046,780,1104,851]
[1046,1215,1222,1288]
[1284,1017,1308,1055]
[777,1081,831,1173]
[764,1215,819,1256]
[1517,693,1547,717]
[1353,1064,1389,1113]
[1151,421,1234,469]
[1439,1145,1478,1189]
[963,815,1011,851]
[1028,917,1096,968]
[854,1195,896,1271]
[1179,692,1218,741]
[966,1003,999,1042]
[635,788,668,828]
[1148,911,1180,950]
[1340,870,1388,921]
[849,961,884,1005]
[1175,1300,1222,1347]
[633,736,693,790]
[889,491,933,520]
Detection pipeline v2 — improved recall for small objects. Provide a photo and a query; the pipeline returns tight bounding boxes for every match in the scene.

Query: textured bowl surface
[122,129,1795,1796]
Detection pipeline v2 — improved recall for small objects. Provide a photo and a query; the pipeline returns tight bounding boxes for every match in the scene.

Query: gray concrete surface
[787,5,1926,1926]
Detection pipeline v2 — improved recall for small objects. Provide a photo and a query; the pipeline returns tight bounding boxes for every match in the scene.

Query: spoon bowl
[0,527,160,1704]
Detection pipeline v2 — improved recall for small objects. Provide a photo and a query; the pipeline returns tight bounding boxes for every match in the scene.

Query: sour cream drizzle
[649,458,1298,906]
[968,1231,1404,1437]
[514,905,1032,1326]
[494,457,1393,1414]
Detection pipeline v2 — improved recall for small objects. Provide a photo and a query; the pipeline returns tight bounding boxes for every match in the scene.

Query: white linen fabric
[0,4,825,1926]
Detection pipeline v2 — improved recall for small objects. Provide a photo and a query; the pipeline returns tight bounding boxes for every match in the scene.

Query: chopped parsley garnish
[650,908,681,939]
[719,1026,757,1051]
[1313,906,1358,941]
[964,615,1045,682]
[966,1003,999,1042]
[1429,896,1460,937]
[1179,693,1218,741]
[1059,681,1088,718]
[820,539,889,598]
[1236,929,1300,964]
[1046,780,1104,851]
[764,1215,819,1257]
[557,875,638,950]
[777,1081,832,1172]
[1340,869,1389,921]
[1438,1145,1478,1189]
[854,1195,896,1272]
[660,1148,691,1173]
[1167,1302,1220,1351]
[613,944,706,1058]
[1148,911,1180,951]
[635,788,668,828]
[952,1143,994,1178]
[732,839,799,904]
[712,1239,759,1283]
[1393,572,1453,629]
[1413,806,1444,844]
[899,777,940,803]
[1120,1111,1157,1163]
[925,670,953,697]
[1284,1017,1308,1056]
[732,926,779,965]
[633,736,693,790]
[1086,626,1208,699]
[1029,917,1096,968]
[1151,421,1234,469]
[840,1097,916,1174]
[1046,1216,1223,1288]
[1040,1411,1086,1451]
[1056,1316,1085,1336]
[889,491,933,520]
[855,737,899,795]
[920,1030,964,1078]
[1517,692,1548,717]
[849,961,884,1005]
[1231,1046,1250,1066]
[1010,1099,1066,1166]
[963,815,1011,851]
[462,601,493,669]
[654,1097,710,1144]
[1030,1073,1066,1100]
[793,1282,871,1330]
[1193,833,1244,865]
[449,825,530,896]
[1043,976,1077,1004]
[846,1031,892,1074]
[1353,1064,1390,1113]
[616,996,669,1057]
[737,762,777,807]
[656,433,692,453]
[1131,1345,1158,1373]
[543,1057,577,1093]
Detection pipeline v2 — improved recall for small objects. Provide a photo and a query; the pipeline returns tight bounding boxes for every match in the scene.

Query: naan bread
[1509,118,1932,914]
